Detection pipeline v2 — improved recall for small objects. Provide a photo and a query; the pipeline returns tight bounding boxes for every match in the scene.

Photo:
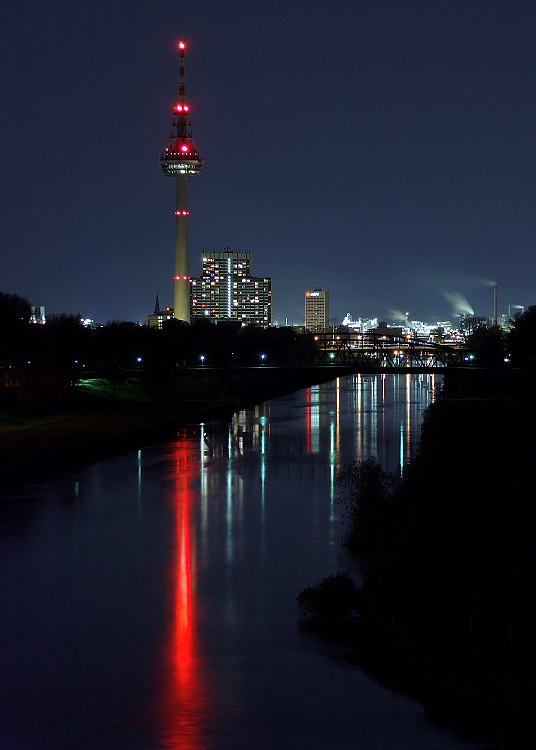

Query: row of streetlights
[198,353,266,366]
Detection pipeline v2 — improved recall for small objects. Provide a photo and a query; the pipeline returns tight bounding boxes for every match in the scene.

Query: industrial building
[30,306,46,324]
[190,250,272,327]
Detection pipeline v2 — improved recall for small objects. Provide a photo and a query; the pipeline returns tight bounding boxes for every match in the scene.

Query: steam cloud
[387,308,408,323]
[477,277,497,287]
[441,290,475,316]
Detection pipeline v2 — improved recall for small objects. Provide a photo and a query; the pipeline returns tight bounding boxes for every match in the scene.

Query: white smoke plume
[386,308,408,323]
[441,290,474,316]
[476,277,497,287]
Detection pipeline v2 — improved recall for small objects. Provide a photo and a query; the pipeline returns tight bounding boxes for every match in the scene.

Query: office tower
[160,41,204,323]
[190,250,272,327]
[305,288,329,332]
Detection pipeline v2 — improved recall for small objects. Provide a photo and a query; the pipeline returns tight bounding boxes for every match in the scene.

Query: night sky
[2,0,536,326]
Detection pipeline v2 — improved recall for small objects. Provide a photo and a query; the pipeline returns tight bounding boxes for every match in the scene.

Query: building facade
[305,288,329,332]
[148,294,175,329]
[30,306,46,324]
[190,250,272,327]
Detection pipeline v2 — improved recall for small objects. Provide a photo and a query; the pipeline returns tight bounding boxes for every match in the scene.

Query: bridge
[68,333,468,394]
[266,331,467,371]
[173,332,468,401]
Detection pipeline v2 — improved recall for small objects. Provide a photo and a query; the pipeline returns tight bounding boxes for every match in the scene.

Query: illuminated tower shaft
[160,41,203,323]
[174,177,189,321]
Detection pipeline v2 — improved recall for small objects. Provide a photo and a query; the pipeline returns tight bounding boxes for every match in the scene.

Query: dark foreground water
[0,374,485,749]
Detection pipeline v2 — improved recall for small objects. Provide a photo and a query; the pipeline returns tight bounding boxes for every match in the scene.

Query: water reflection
[157,437,219,750]
[192,376,437,568]
[147,373,471,750]
[201,373,436,478]
[1,373,466,750]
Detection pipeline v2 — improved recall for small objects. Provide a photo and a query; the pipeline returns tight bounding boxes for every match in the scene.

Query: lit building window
[188,250,272,327]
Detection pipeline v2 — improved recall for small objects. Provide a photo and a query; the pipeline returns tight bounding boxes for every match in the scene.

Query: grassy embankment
[0,367,337,491]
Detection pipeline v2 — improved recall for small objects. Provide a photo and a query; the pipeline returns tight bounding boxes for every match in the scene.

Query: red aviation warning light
[160,38,204,177]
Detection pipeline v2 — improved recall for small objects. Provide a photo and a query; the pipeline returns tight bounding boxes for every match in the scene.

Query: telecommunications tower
[160,41,204,322]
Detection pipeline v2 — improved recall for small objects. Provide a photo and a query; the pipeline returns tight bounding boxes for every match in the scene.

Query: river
[0,373,486,749]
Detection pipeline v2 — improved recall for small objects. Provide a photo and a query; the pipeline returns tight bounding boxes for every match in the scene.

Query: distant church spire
[154,293,161,314]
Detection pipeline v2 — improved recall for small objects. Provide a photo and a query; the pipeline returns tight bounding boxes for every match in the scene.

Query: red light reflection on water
[305,388,311,453]
[156,438,217,749]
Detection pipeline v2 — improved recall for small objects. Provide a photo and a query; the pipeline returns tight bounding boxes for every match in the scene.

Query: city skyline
[1,1,536,325]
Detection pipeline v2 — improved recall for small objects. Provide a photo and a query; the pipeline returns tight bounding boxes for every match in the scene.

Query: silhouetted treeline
[349,396,536,666]
[466,303,536,369]
[319,378,536,746]
[0,292,307,408]
[297,311,536,745]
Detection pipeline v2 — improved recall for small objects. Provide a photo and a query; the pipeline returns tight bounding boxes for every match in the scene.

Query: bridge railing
[273,331,467,368]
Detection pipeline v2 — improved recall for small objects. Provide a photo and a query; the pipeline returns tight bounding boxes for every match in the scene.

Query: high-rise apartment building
[191,250,272,327]
[305,288,329,332]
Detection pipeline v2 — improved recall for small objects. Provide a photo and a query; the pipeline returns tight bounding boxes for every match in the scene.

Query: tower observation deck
[160,41,204,322]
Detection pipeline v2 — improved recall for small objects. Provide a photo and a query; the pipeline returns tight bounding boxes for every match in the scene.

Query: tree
[297,572,360,622]
[336,457,400,530]
[466,324,506,367]
[40,314,86,369]
[507,305,536,368]
[0,292,32,366]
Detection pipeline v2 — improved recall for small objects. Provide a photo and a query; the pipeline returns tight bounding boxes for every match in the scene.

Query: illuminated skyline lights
[160,41,204,323]
[305,288,329,332]
[190,250,272,326]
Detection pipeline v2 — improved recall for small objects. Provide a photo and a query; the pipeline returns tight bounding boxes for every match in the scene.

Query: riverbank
[0,367,339,493]
[368,392,536,748]
[346,618,536,749]
[0,398,241,492]
[306,369,536,749]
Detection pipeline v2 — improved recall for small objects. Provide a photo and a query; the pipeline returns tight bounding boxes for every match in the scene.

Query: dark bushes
[335,457,402,553]
[297,572,360,623]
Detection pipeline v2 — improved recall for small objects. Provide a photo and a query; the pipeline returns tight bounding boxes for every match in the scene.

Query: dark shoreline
[5,369,533,747]
[0,398,243,494]
[345,621,536,749]
[0,366,340,493]
[336,371,536,750]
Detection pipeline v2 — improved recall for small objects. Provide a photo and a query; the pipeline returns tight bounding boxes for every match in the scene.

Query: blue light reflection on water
[0,374,485,749]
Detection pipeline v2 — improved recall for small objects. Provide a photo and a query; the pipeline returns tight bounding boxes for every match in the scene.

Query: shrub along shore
[300,368,536,749]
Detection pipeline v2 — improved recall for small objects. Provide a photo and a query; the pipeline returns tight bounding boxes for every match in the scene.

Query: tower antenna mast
[160,41,204,323]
